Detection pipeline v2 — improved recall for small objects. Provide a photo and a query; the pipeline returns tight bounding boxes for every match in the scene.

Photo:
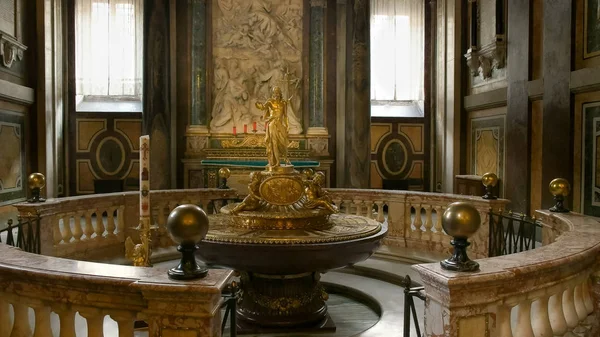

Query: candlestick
[233,126,237,136]
[140,136,150,218]
[253,121,257,132]
[244,124,248,134]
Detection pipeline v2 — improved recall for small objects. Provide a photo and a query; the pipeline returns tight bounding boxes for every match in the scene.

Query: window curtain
[370,0,424,101]
[75,0,144,97]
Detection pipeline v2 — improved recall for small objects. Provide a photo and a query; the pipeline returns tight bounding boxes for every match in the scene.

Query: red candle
[253,121,257,131]
[233,126,237,136]
[244,124,248,133]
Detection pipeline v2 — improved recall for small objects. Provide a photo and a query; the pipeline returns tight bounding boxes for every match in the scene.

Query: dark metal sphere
[219,167,231,179]
[167,205,209,246]
[441,202,481,239]
[28,173,46,189]
[481,172,498,187]
[549,178,570,197]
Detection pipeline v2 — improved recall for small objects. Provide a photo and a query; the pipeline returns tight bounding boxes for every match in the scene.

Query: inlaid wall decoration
[72,115,141,194]
[370,121,426,190]
[585,0,600,58]
[0,109,25,204]
[210,0,304,134]
[582,102,600,216]
[470,115,505,184]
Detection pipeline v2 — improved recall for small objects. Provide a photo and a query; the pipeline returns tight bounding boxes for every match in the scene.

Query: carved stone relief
[211,0,304,134]
[0,32,27,69]
[308,138,329,156]
[186,135,208,155]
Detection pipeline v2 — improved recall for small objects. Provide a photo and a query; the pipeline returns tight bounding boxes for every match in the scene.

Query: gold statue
[125,232,151,267]
[305,172,338,213]
[256,86,292,167]
[231,172,263,214]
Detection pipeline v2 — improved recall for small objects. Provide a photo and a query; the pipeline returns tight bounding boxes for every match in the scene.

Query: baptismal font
[194,86,387,332]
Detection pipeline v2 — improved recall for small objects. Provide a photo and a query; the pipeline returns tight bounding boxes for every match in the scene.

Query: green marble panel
[309,5,324,128]
[191,0,207,125]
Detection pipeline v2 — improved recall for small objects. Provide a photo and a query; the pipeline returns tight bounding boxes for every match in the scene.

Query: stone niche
[183,0,332,189]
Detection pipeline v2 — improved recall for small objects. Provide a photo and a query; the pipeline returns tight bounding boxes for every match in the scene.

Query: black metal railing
[488,210,542,257]
[0,216,41,254]
[401,275,425,337]
[221,281,240,337]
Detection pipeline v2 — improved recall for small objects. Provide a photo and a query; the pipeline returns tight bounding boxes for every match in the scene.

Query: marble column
[343,0,370,188]
[190,0,208,132]
[541,0,572,208]
[143,0,172,190]
[308,0,327,135]
[505,0,530,213]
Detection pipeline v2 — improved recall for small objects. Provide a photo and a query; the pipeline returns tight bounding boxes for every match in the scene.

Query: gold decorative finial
[549,178,570,213]
[219,167,231,189]
[440,202,481,272]
[166,205,209,280]
[481,172,498,200]
[301,168,315,178]
[27,173,46,203]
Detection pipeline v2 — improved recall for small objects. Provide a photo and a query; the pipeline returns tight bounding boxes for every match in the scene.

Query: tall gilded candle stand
[219,167,231,189]
[27,173,46,203]
[167,204,209,280]
[440,202,481,272]
[481,172,498,200]
[549,178,570,213]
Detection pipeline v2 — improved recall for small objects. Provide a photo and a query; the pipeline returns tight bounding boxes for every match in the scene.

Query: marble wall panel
[581,101,600,216]
[576,0,600,68]
[0,108,25,204]
[468,112,505,194]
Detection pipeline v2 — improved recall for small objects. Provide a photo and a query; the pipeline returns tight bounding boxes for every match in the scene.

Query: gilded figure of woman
[256,86,291,167]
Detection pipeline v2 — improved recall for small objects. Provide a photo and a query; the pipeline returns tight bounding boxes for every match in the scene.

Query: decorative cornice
[464,36,506,80]
[0,32,27,69]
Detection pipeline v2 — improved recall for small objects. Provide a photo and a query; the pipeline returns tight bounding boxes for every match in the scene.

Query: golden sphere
[219,167,231,179]
[549,178,570,197]
[481,172,498,187]
[302,168,315,178]
[28,173,46,189]
[167,205,209,246]
[441,202,481,239]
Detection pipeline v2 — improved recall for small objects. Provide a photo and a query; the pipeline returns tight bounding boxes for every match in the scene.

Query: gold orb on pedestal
[481,172,498,187]
[166,204,209,280]
[441,202,481,239]
[167,204,209,246]
[28,173,46,189]
[219,167,231,179]
[549,178,570,197]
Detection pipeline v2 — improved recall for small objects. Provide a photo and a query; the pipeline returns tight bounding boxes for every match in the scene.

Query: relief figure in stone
[211,0,304,134]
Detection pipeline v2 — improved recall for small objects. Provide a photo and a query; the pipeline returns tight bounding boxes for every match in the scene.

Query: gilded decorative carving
[221,135,300,149]
[0,33,26,69]
[210,0,304,134]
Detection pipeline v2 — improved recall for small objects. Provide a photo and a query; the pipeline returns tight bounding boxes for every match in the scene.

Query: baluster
[423,205,433,241]
[32,306,53,337]
[84,211,94,240]
[94,210,106,239]
[354,200,363,216]
[117,206,125,233]
[53,216,62,245]
[582,279,594,314]
[514,300,534,337]
[111,314,134,337]
[366,201,374,219]
[531,296,553,337]
[562,286,579,332]
[412,205,422,240]
[106,207,116,237]
[344,200,352,214]
[71,213,83,242]
[60,215,73,244]
[433,206,444,242]
[496,304,513,337]
[404,204,412,238]
[80,310,104,337]
[376,202,385,222]
[574,283,588,323]
[0,298,11,337]
[549,291,568,335]
[56,310,76,337]
[10,303,32,337]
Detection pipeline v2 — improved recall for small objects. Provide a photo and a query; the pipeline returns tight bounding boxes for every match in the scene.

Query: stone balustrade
[0,244,232,337]
[327,189,509,259]
[414,210,600,337]
[12,189,237,259]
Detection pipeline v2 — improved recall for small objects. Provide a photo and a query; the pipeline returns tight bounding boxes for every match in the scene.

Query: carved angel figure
[304,172,338,213]
[125,234,150,267]
[231,172,263,214]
